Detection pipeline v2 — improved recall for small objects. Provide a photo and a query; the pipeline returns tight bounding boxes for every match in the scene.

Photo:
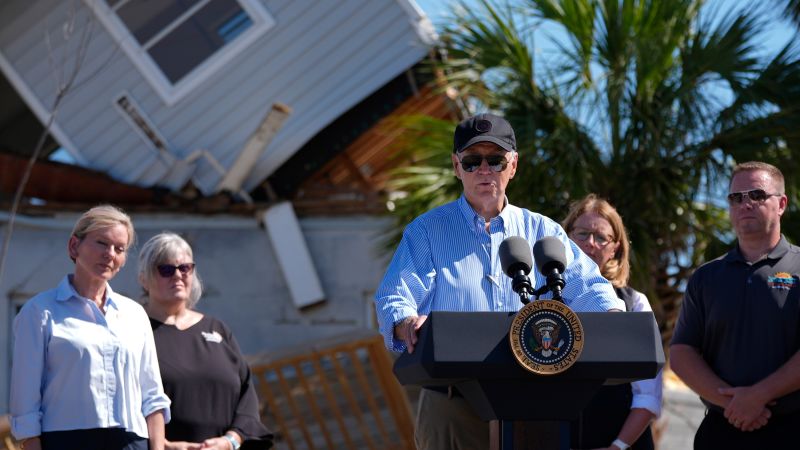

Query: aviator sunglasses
[727,188,782,205]
[156,263,195,278]
[458,154,510,173]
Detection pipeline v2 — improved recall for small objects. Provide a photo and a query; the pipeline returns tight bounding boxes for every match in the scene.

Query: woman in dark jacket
[138,232,273,450]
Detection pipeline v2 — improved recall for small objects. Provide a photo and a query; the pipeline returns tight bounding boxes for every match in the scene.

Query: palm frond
[782,0,800,28]
[384,0,800,337]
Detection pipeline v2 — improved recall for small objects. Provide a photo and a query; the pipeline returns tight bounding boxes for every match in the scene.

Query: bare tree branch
[0,0,95,285]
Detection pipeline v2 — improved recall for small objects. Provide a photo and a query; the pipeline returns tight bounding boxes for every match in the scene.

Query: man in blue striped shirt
[375,113,624,450]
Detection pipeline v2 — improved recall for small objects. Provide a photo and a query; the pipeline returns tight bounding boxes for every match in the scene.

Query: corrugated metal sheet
[0,0,435,195]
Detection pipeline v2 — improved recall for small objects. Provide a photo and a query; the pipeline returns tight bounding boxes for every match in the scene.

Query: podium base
[489,420,568,450]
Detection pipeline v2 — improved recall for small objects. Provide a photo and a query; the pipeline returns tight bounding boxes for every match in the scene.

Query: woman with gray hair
[138,232,272,450]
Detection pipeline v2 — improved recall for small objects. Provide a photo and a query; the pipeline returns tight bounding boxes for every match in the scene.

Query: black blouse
[150,315,272,449]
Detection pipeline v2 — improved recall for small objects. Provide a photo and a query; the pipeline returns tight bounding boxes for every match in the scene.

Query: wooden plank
[249,333,415,449]
[251,371,298,450]
[291,361,336,449]
[337,152,375,191]
[346,348,391,443]
[293,85,454,207]
[367,342,416,450]
[0,153,156,203]
[275,368,316,449]
[328,351,377,450]
[310,356,358,450]
[216,103,291,194]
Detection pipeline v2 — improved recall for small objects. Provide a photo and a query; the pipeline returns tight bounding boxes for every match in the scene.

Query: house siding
[0,0,433,194]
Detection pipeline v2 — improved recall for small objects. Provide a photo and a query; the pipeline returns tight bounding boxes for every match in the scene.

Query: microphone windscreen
[533,236,567,275]
[499,236,533,277]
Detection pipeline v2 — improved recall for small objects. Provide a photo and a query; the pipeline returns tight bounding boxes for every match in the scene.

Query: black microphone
[533,236,567,301]
[499,236,534,304]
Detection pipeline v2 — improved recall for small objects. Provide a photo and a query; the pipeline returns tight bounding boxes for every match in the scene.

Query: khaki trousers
[414,388,490,450]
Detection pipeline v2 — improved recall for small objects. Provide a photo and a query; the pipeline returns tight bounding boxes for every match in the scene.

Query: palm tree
[387,0,800,342]
[782,0,800,27]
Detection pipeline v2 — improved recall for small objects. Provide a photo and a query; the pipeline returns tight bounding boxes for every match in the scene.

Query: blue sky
[411,0,795,150]
[413,0,794,59]
[411,0,795,209]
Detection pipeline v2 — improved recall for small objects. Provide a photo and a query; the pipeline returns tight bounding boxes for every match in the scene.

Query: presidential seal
[509,300,584,375]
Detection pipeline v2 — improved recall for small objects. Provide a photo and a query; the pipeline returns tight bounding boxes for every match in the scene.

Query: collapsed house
[0,0,457,418]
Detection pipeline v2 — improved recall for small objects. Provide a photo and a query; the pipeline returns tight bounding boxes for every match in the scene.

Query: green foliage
[386,0,800,338]
[379,116,462,250]
[783,0,800,27]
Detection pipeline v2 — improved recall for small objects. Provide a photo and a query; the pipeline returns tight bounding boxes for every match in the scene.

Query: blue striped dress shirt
[375,195,624,352]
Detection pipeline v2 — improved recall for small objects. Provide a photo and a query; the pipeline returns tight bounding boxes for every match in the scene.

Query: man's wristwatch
[223,433,241,450]
[612,438,630,450]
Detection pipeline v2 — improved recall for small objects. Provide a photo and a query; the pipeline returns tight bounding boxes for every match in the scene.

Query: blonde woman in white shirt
[10,205,170,450]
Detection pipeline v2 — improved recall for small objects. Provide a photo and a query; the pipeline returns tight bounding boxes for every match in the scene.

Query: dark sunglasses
[727,188,782,204]
[156,263,195,278]
[458,154,509,173]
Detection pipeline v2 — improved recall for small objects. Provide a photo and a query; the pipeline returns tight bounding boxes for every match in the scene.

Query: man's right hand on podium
[393,315,428,353]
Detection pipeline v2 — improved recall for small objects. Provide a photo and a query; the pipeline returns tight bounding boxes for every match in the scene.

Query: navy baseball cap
[453,113,516,153]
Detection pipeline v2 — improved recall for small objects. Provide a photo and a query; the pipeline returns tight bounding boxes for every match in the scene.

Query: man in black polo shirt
[671,161,800,449]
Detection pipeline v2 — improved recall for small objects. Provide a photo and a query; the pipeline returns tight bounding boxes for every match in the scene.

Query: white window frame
[87,0,275,106]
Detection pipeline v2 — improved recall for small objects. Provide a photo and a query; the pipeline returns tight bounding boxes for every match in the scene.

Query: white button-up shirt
[10,275,171,439]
